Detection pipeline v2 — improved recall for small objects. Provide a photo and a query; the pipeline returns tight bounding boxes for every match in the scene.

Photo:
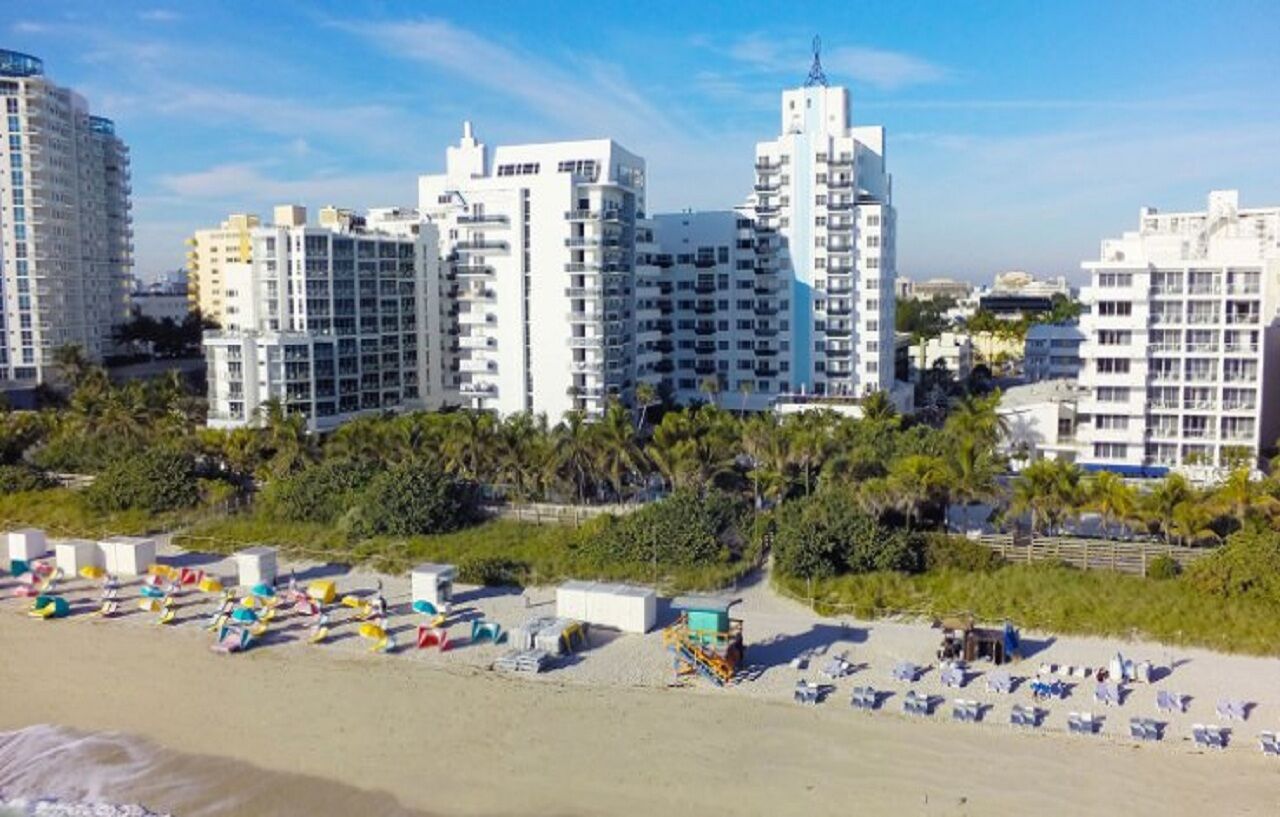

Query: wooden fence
[973,533,1211,577]
[484,501,640,527]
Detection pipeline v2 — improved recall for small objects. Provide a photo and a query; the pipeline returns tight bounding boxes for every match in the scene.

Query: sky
[8,1,1280,284]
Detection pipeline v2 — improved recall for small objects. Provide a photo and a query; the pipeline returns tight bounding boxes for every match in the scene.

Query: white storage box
[55,539,101,574]
[555,580,593,621]
[612,585,657,634]
[584,583,625,628]
[235,546,278,588]
[411,563,457,610]
[99,536,156,576]
[7,528,48,562]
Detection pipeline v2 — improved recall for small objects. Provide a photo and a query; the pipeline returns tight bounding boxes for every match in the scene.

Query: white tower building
[0,49,132,383]
[419,123,645,420]
[753,45,896,400]
[1077,190,1280,480]
[204,205,442,431]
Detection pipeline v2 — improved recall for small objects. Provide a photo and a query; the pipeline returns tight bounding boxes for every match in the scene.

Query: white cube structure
[612,585,657,634]
[55,539,101,574]
[556,581,657,634]
[411,563,456,610]
[555,580,593,621]
[99,536,156,577]
[7,528,48,562]
[235,546,278,588]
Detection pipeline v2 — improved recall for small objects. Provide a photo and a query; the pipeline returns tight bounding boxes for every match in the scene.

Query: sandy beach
[2,548,1279,815]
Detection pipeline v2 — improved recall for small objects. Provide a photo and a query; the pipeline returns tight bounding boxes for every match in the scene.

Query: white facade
[1024,323,1085,382]
[634,211,776,410]
[203,206,443,431]
[418,123,645,419]
[1077,190,1280,479]
[910,331,973,383]
[753,80,896,399]
[992,271,1072,298]
[0,50,132,383]
[997,380,1084,469]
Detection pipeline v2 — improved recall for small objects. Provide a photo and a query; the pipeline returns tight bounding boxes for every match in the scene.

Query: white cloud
[721,34,949,90]
[139,9,180,23]
[11,21,49,34]
[158,162,412,206]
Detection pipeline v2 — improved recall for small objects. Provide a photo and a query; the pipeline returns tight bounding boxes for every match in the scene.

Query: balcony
[754,326,779,337]
[1187,284,1222,295]
[565,209,599,220]
[568,336,605,349]
[754,365,779,377]
[694,323,716,336]
[694,343,716,355]
[458,336,494,350]
[755,160,782,173]
[694,302,716,315]
[1186,314,1219,325]
[454,240,508,252]
[457,311,495,326]
[459,382,495,396]
[454,264,494,277]
[754,182,780,193]
[754,305,778,316]
[459,359,496,374]
[1226,313,1260,325]
[694,281,716,294]
[457,213,509,226]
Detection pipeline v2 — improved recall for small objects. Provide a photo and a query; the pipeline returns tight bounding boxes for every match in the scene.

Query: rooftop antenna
[805,35,828,88]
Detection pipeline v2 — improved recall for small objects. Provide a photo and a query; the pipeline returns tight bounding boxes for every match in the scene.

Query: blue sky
[9,1,1280,283]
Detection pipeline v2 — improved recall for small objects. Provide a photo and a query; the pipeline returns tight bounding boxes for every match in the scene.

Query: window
[1093,443,1128,459]
[1095,415,1129,430]
[1096,301,1132,316]
[1096,387,1130,402]
[1095,358,1130,374]
[1097,273,1133,287]
[1098,330,1131,346]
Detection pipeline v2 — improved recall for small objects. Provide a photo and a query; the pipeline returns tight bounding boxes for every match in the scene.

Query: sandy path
[2,613,1277,817]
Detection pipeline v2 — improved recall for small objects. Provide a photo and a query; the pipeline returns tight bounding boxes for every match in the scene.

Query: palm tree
[593,401,647,501]
[1169,500,1219,547]
[888,454,948,529]
[444,410,497,483]
[1213,467,1280,525]
[1008,459,1083,535]
[634,382,659,431]
[258,398,317,479]
[737,380,754,414]
[550,411,598,503]
[1084,471,1138,539]
[741,412,790,506]
[1142,473,1194,543]
[859,390,897,425]
[52,344,91,389]
[698,376,722,408]
[495,412,550,501]
[785,411,834,496]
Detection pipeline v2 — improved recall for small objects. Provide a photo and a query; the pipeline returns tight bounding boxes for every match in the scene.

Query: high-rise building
[752,57,896,400]
[0,49,132,382]
[418,123,645,419]
[634,211,776,410]
[186,213,261,323]
[204,205,444,431]
[1077,190,1280,478]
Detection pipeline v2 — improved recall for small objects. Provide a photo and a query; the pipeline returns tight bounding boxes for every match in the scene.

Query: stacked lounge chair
[986,670,1013,695]
[1067,712,1098,735]
[1259,732,1279,757]
[850,686,878,711]
[493,649,551,674]
[1010,704,1040,728]
[1191,724,1226,750]
[1156,690,1187,713]
[1128,717,1161,741]
[951,699,980,723]
[903,690,931,716]
[892,662,922,682]
[794,680,822,705]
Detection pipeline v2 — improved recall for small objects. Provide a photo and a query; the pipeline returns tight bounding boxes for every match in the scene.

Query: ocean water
[0,726,425,817]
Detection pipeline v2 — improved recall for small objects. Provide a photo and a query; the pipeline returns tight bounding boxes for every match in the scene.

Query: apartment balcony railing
[754,182,780,193]
[1223,402,1257,412]
[1181,429,1216,440]
[755,203,780,215]
[567,336,604,349]
[1224,374,1258,383]
[828,156,854,167]
[694,282,717,294]
[1186,314,1219,325]
[457,214,509,226]
[755,160,782,173]
[1150,286,1184,295]
[1187,284,1222,295]
[1221,431,1256,442]
[1150,344,1183,353]
[1224,343,1260,353]
[565,210,598,220]
[1183,400,1217,410]
[454,264,494,277]
[1185,343,1218,353]
[1226,283,1261,294]
[454,240,508,252]
[827,178,853,189]
[1226,314,1260,325]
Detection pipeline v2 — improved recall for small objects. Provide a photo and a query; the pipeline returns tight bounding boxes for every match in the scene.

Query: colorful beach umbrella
[358,623,387,640]
[230,606,258,623]
[250,583,276,598]
[79,565,106,581]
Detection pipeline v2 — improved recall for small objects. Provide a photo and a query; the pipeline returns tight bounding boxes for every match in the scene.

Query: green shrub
[577,490,743,568]
[1185,527,1280,600]
[30,432,143,474]
[457,554,528,586]
[0,464,57,494]
[348,463,479,537]
[1145,554,1181,580]
[772,489,921,579]
[924,535,1005,573]
[262,459,378,524]
[83,447,199,513]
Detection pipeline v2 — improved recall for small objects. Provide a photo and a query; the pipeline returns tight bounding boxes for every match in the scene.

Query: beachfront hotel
[753,53,898,403]
[0,49,132,384]
[417,123,646,419]
[203,205,445,431]
[1076,190,1280,479]
[185,213,261,323]
[633,210,777,411]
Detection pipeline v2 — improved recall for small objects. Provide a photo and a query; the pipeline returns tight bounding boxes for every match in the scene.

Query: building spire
[805,35,827,87]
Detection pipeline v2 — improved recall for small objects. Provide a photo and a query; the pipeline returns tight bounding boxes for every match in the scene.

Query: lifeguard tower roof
[671,595,740,613]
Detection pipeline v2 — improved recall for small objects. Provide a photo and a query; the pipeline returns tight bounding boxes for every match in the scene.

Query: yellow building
[186,213,261,323]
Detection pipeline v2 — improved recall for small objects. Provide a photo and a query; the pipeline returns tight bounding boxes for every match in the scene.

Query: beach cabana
[411,563,456,612]
[28,595,69,619]
[235,546,277,588]
[55,539,100,575]
[98,536,156,577]
[7,529,47,562]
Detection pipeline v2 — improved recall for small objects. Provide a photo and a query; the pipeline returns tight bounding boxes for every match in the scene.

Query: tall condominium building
[418,123,645,419]
[186,212,260,323]
[752,68,896,399]
[0,49,131,383]
[634,211,778,410]
[1024,323,1085,382]
[1077,190,1280,478]
[204,205,443,431]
